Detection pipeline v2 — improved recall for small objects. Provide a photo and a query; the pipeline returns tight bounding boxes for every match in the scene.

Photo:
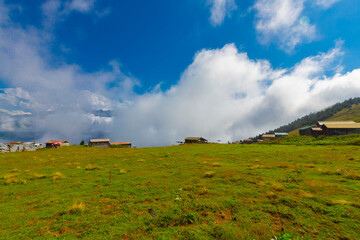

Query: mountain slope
[271,97,360,134]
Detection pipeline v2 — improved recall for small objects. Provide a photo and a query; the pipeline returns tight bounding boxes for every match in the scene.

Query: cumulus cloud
[208,0,237,26]
[253,0,316,52]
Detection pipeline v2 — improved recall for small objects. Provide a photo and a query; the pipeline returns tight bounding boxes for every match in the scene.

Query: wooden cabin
[184,137,208,144]
[88,139,111,148]
[110,142,132,148]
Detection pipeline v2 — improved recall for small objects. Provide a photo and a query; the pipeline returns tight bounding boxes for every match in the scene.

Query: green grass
[262,134,360,146]
[1,144,360,239]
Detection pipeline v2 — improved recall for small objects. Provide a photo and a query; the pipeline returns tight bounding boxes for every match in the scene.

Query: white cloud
[253,0,316,52]
[208,0,237,26]
[65,0,95,13]
[315,0,341,9]
[41,0,98,29]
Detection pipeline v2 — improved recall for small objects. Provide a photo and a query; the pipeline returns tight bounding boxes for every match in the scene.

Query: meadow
[1,144,360,239]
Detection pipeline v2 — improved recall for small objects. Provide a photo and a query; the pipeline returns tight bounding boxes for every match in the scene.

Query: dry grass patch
[137,159,146,162]
[332,199,360,208]
[29,173,47,180]
[204,171,215,178]
[10,168,20,172]
[4,173,19,185]
[69,202,85,214]
[119,169,127,174]
[85,164,99,170]
[52,172,64,181]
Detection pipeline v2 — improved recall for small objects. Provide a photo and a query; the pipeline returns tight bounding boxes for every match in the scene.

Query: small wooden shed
[110,142,132,148]
[262,134,276,141]
[88,139,110,148]
[184,137,208,144]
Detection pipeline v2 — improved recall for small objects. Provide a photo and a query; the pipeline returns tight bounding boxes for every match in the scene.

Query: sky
[1,0,360,146]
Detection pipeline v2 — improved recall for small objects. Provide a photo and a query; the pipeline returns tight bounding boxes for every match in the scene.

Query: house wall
[299,129,312,136]
[89,142,110,148]
[324,128,360,136]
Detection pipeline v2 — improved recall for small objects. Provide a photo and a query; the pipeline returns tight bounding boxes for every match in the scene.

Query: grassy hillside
[268,97,360,135]
[328,103,360,122]
[1,145,360,239]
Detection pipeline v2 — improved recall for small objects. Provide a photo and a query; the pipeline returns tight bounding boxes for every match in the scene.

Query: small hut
[184,137,208,144]
[262,134,276,141]
[110,142,132,148]
[88,139,111,148]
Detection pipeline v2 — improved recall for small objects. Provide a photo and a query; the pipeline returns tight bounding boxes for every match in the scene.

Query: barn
[184,137,208,144]
[88,139,111,148]
[322,123,360,136]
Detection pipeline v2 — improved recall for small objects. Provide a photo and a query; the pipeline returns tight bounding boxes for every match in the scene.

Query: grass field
[1,144,360,239]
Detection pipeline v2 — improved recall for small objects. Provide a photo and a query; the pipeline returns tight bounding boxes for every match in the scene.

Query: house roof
[8,141,24,144]
[45,140,69,144]
[275,132,288,136]
[317,121,355,125]
[89,139,110,143]
[299,126,313,130]
[323,123,360,129]
[262,134,275,138]
[110,142,132,145]
[185,137,207,141]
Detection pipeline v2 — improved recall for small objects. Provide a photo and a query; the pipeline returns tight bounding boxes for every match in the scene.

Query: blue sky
[1,0,360,146]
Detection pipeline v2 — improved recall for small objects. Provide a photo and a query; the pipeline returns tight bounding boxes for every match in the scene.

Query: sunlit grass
[0,144,359,239]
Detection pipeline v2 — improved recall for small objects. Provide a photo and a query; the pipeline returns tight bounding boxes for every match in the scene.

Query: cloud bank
[1,0,360,147]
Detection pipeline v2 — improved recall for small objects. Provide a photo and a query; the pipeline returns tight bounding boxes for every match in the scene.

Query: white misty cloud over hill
[0,0,360,146]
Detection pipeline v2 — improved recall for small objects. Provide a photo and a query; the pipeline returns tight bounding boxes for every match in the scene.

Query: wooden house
[321,123,360,136]
[299,126,313,136]
[311,127,323,137]
[275,132,288,139]
[262,134,276,141]
[110,142,132,148]
[184,137,208,144]
[88,139,110,148]
[242,139,254,144]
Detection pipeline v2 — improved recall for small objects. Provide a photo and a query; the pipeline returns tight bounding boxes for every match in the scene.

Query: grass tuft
[69,202,85,214]
[52,172,64,181]
[119,169,127,174]
[85,164,99,171]
[4,174,18,185]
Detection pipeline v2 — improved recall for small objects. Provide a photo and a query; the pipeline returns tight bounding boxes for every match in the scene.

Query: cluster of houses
[1,121,359,153]
[299,121,360,137]
[0,138,132,153]
[0,142,43,153]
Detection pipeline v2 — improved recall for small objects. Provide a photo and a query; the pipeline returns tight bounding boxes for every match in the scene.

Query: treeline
[251,97,360,140]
